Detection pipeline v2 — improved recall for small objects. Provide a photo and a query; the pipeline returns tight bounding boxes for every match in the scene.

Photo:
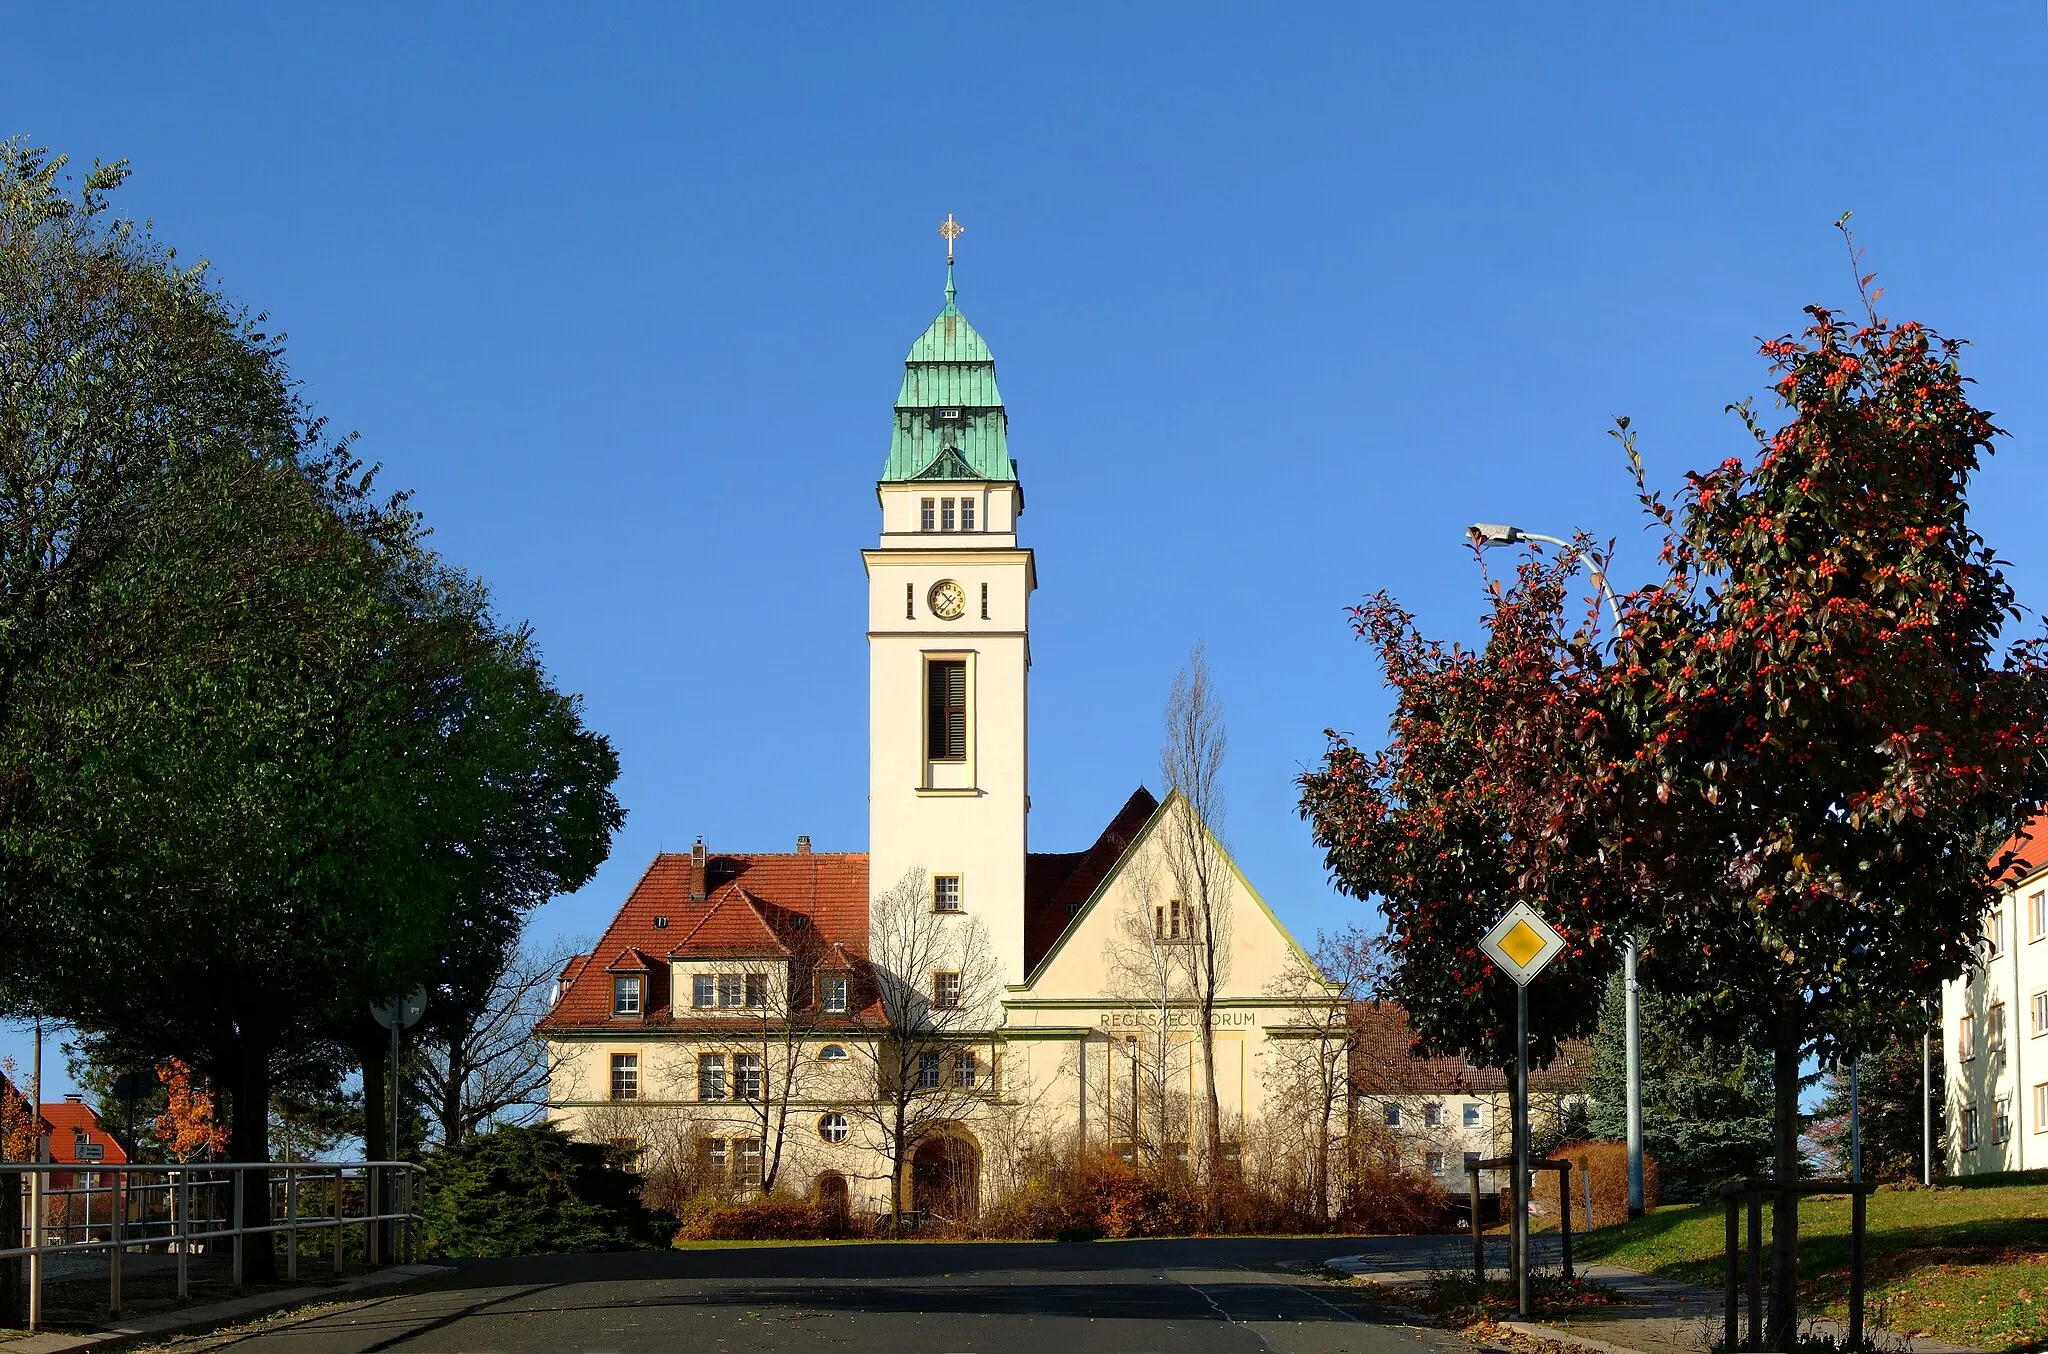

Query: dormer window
[937,407,962,420]
[612,975,642,1016]
[693,972,768,1009]
[821,975,849,1014]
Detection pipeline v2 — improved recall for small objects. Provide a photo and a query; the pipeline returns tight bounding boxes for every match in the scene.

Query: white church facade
[541,240,1336,1221]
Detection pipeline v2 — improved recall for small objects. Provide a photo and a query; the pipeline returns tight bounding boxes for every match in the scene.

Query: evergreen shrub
[417,1124,672,1257]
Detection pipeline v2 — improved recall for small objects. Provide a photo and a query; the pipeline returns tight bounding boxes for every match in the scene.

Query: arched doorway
[814,1171,850,1223]
[911,1135,981,1220]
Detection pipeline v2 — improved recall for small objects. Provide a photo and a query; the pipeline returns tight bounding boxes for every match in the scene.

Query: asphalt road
[179,1236,1478,1354]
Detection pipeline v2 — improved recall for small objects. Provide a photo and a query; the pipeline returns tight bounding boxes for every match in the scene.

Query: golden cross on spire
[938,212,964,262]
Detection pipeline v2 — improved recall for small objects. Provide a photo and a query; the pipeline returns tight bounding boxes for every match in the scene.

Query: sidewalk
[1324,1239,1982,1354]
[0,1262,450,1353]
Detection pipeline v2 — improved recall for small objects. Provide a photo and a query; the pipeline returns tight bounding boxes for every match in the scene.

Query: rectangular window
[703,1138,727,1173]
[2034,891,2047,942]
[960,498,975,532]
[1384,1104,1402,1128]
[926,659,967,761]
[920,498,935,532]
[1960,1012,1976,1062]
[718,974,744,1009]
[980,581,989,620]
[932,970,963,1009]
[941,498,957,532]
[693,975,716,1009]
[1155,900,1185,939]
[1463,1103,1482,1128]
[1994,1096,2013,1144]
[1989,910,2006,959]
[613,975,642,1016]
[735,1054,764,1101]
[1990,1002,2007,1052]
[737,1138,763,1187]
[744,973,766,1008]
[822,975,849,1014]
[2034,991,2048,1038]
[933,875,962,913]
[609,1053,639,1101]
[1962,1105,1980,1149]
[2036,1083,2048,1133]
[697,1053,727,1102]
[953,1050,979,1090]
[1423,1102,1444,1128]
[1426,1152,1445,1177]
[916,1051,943,1090]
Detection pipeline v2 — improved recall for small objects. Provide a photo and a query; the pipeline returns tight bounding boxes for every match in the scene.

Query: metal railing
[0,1160,420,1332]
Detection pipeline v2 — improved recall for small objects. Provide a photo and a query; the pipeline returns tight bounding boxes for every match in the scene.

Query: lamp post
[1467,522,1646,1219]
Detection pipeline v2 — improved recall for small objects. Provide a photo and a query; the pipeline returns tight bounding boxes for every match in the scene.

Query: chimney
[689,836,707,901]
[796,834,811,855]
[64,1093,83,1104]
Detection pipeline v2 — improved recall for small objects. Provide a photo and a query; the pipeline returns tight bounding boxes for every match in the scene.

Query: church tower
[864,222,1034,989]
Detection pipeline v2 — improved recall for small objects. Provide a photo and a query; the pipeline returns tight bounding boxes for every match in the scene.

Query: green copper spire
[881,224,1016,484]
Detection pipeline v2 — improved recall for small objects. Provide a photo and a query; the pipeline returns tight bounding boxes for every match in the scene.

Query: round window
[818,1112,849,1144]
[819,1044,849,1061]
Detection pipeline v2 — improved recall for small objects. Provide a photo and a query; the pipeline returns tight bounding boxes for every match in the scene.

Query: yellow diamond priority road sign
[1480,902,1565,987]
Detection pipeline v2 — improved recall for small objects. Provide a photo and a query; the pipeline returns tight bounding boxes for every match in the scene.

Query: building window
[703,1138,728,1173]
[1463,1103,1482,1128]
[2035,1083,2048,1133]
[1154,899,1186,940]
[735,1053,764,1101]
[1426,1152,1446,1177]
[932,971,963,1009]
[718,974,744,1009]
[1384,1103,1402,1128]
[737,1138,763,1187]
[906,582,914,619]
[916,1051,943,1089]
[1961,1105,1980,1150]
[1959,1012,1976,1062]
[613,975,642,1016]
[694,975,716,1009]
[980,581,989,619]
[941,498,957,532]
[819,1044,850,1062]
[822,976,849,1014]
[921,498,935,532]
[818,1112,849,1144]
[745,973,767,1008]
[1423,1103,1444,1128]
[952,1050,980,1090]
[960,498,976,532]
[1990,1002,2007,1054]
[609,1053,639,1101]
[698,1053,727,1101]
[1988,909,2006,959]
[926,659,967,761]
[2034,991,2048,1038]
[1994,1096,2013,1144]
[2033,891,2047,942]
[933,876,963,913]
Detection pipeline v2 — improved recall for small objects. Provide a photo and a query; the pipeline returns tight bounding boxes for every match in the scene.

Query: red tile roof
[1025,787,1159,976]
[1994,811,2048,884]
[1351,1002,1593,1096]
[41,1099,128,1167]
[541,850,870,1032]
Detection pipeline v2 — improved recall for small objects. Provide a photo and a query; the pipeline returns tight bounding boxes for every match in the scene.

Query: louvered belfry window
[927,659,967,761]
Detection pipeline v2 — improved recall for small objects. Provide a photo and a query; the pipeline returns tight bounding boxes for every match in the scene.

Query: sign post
[1480,902,1565,1319]
[368,989,427,1261]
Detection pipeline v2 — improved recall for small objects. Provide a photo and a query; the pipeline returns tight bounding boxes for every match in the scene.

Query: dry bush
[1337,1155,1454,1234]
[979,1147,1209,1239]
[1536,1140,1659,1230]
[674,1199,850,1242]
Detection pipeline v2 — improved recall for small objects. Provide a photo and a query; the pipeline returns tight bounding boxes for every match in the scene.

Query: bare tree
[846,867,1000,1231]
[1264,925,1384,1221]
[1104,864,1197,1163]
[696,926,830,1195]
[414,937,579,1148]
[1159,643,1233,1181]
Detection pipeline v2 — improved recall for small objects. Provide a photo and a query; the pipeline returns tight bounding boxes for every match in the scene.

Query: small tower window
[980,582,989,619]
[941,498,957,532]
[927,660,967,761]
[960,498,976,532]
[920,498,936,532]
[937,407,962,420]
[933,875,962,913]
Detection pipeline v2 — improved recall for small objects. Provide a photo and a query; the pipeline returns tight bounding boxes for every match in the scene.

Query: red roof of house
[541,849,871,1031]
[41,1099,128,1167]
[1351,1002,1593,1096]
[1025,787,1159,976]
[1994,811,2048,884]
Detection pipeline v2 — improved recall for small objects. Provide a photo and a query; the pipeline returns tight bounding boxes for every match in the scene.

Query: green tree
[1585,976,1774,1202]
[1809,1023,1941,1184]
[417,1124,672,1257]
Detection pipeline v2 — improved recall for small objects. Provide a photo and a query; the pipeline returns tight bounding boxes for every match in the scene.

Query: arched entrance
[911,1134,981,1220]
[814,1171,850,1222]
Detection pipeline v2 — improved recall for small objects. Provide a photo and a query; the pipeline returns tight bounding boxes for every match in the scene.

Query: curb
[0,1262,454,1353]
[1499,1318,1662,1354]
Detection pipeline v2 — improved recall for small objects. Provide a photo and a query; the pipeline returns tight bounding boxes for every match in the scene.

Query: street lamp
[1468,521,1647,1220]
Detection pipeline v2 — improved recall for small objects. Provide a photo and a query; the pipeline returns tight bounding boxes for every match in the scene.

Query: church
[541,224,1335,1222]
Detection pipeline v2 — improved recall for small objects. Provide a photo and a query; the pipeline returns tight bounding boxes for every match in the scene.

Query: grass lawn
[1571,1183,2048,1352]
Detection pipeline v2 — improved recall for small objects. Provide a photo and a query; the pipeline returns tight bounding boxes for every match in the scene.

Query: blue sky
[6,5,2047,1100]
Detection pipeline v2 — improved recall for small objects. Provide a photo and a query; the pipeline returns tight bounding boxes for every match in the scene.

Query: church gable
[1019,790,1319,1001]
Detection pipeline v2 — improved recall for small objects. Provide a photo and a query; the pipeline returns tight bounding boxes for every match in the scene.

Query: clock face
[928,579,967,620]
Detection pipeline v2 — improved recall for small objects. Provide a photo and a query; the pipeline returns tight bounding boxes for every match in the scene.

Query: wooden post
[1848,1186,1867,1350]
[1558,1161,1574,1283]
[1724,1193,1740,1354]
[1470,1166,1485,1286]
[1746,1188,1763,1351]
